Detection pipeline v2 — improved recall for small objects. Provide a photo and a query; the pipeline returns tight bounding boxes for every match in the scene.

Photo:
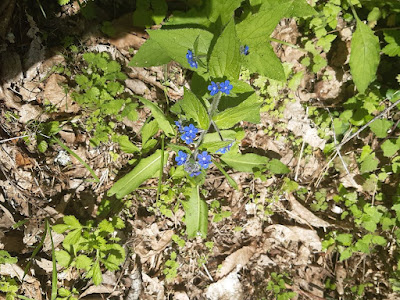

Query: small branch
[337,98,400,149]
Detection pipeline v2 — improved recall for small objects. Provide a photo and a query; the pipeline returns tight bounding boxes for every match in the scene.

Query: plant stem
[156,134,165,202]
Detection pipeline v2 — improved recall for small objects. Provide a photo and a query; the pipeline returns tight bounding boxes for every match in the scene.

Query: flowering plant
[108,0,313,238]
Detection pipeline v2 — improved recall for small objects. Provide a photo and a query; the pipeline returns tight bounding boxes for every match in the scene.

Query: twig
[294,139,305,182]
[337,98,400,149]
[0,135,30,144]
[202,263,214,282]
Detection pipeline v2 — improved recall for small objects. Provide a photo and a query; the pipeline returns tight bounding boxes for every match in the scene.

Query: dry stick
[328,109,358,187]
[337,98,400,149]
[316,98,400,187]
[294,139,305,182]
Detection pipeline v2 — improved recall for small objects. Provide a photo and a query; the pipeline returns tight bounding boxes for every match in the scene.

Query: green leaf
[62,229,82,251]
[381,140,399,157]
[209,19,241,79]
[107,150,168,199]
[0,250,17,264]
[221,152,269,172]
[372,235,386,246]
[362,220,377,232]
[268,159,290,174]
[135,96,175,137]
[369,119,393,138]
[207,0,243,25]
[213,93,262,129]
[117,135,140,153]
[184,185,208,238]
[258,0,316,17]
[179,88,210,130]
[212,159,239,190]
[339,247,353,261]
[92,260,103,285]
[349,18,380,93]
[55,250,71,267]
[336,233,353,246]
[52,224,69,234]
[141,120,159,145]
[98,220,114,233]
[63,215,82,229]
[148,28,213,69]
[58,288,71,298]
[75,255,93,271]
[236,3,291,47]
[382,30,400,57]
[242,43,285,81]
[38,140,48,153]
[150,0,167,24]
[129,39,171,67]
[360,153,379,173]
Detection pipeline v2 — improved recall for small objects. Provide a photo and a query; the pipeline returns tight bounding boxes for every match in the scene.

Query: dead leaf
[216,244,256,279]
[284,101,326,150]
[287,193,331,228]
[19,104,45,124]
[15,151,33,168]
[43,74,78,113]
[335,263,346,295]
[206,271,244,300]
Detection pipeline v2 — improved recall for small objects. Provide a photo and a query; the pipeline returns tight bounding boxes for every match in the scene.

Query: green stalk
[156,134,165,202]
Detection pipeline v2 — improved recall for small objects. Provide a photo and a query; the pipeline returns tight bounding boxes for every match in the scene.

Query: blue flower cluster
[175,121,199,144]
[207,80,233,96]
[175,150,212,177]
[216,142,234,154]
[186,50,198,69]
[240,45,249,56]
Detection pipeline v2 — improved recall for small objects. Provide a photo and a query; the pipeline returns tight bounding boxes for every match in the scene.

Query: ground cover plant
[0,0,400,299]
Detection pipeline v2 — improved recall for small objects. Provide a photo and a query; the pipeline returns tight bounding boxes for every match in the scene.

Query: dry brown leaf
[79,285,121,299]
[283,101,326,150]
[43,74,78,113]
[0,263,36,283]
[18,104,45,124]
[335,263,346,295]
[287,193,331,228]
[216,244,256,279]
[206,271,244,300]
[15,151,33,168]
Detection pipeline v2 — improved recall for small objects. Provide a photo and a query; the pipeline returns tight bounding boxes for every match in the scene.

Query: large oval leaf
[349,18,380,93]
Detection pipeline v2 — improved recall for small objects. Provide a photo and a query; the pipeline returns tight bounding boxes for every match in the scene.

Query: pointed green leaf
[92,259,103,285]
[62,229,82,250]
[184,185,208,238]
[268,159,290,174]
[135,96,175,137]
[207,0,244,25]
[213,159,239,190]
[382,30,400,57]
[63,215,82,229]
[221,153,269,172]
[209,19,241,79]
[180,88,210,130]
[108,150,168,199]
[258,0,316,17]
[243,43,285,81]
[129,39,172,67]
[148,28,213,69]
[236,3,291,47]
[117,135,140,153]
[349,18,380,93]
[213,93,262,129]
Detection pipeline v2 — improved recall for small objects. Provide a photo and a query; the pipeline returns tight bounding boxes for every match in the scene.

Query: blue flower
[186,49,198,69]
[219,80,233,95]
[197,151,212,169]
[208,81,219,96]
[181,133,194,144]
[186,50,193,60]
[175,121,184,133]
[216,142,233,154]
[184,161,202,177]
[189,60,198,69]
[183,124,198,138]
[240,45,249,55]
[175,151,188,166]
